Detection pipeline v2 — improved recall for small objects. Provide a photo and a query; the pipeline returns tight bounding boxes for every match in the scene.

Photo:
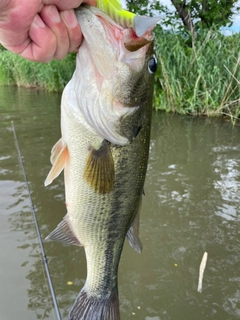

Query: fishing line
[11,121,62,320]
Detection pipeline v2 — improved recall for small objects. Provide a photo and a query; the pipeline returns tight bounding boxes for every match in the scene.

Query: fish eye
[148,55,157,74]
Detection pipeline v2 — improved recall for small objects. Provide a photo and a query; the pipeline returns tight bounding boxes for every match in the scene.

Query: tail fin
[68,287,120,320]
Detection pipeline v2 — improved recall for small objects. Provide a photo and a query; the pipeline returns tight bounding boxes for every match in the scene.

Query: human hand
[0,0,96,62]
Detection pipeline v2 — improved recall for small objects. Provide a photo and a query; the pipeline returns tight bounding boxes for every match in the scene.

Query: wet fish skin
[45,5,156,320]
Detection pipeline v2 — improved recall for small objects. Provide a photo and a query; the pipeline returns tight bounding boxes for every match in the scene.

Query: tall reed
[154,28,240,122]
[0,29,239,122]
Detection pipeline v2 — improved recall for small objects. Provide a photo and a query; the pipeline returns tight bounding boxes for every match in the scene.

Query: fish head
[74,6,157,145]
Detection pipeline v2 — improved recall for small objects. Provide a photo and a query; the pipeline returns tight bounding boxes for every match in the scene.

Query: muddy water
[0,86,240,320]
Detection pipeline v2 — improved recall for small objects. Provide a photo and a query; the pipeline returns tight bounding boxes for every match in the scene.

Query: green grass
[154,28,240,123]
[0,29,239,122]
[0,47,76,92]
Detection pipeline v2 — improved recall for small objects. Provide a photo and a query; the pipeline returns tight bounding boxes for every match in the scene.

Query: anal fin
[45,138,69,186]
[84,140,115,194]
[45,215,81,246]
[126,197,143,253]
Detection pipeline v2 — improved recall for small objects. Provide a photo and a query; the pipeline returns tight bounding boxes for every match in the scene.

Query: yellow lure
[97,0,135,29]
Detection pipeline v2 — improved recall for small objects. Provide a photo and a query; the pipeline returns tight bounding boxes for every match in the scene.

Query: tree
[125,0,240,33]
[125,0,166,16]
[170,0,240,32]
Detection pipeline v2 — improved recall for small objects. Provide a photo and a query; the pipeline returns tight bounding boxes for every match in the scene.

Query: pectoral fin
[84,140,115,194]
[44,138,69,186]
[126,198,143,253]
[45,215,82,246]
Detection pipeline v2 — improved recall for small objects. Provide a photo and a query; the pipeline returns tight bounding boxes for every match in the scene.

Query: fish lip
[124,37,151,52]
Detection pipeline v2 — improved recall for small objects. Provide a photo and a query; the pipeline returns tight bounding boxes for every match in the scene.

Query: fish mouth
[92,8,153,73]
[76,5,154,76]
[86,5,154,53]
[97,14,153,52]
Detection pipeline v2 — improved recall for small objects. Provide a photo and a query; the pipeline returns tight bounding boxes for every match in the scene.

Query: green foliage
[0,31,239,122]
[126,0,165,16]
[126,0,240,32]
[0,49,76,91]
[195,0,239,28]
[153,28,240,123]
[172,0,240,31]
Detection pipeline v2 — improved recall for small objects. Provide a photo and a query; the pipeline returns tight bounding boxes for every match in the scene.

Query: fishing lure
[97,0,161,37]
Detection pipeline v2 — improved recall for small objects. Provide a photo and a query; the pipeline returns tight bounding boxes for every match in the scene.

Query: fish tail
[68,287,120,320]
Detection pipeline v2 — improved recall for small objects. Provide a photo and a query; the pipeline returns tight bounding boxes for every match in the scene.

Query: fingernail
[48,5,61,23]
[62,10,78,28]
[33,14,45,28]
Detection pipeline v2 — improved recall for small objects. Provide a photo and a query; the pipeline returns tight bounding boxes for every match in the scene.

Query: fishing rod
[11,121,62,320]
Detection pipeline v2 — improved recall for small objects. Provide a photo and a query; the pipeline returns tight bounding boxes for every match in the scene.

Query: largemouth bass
[45,5,157,320]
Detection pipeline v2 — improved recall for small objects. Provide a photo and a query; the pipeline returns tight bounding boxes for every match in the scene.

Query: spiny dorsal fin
[126,197,143,253]
[84,140,115,194]
[44,138,69,186]
[45,215,82,246]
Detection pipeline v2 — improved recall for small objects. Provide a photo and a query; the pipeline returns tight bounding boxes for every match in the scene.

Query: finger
[60,10,82,52]
[20,14,57,62]
[43,0,97,10]
[0,1,44,53]
[40,5,69,60]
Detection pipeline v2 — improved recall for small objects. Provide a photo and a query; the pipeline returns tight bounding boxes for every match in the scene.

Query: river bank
[0,29,239,122]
